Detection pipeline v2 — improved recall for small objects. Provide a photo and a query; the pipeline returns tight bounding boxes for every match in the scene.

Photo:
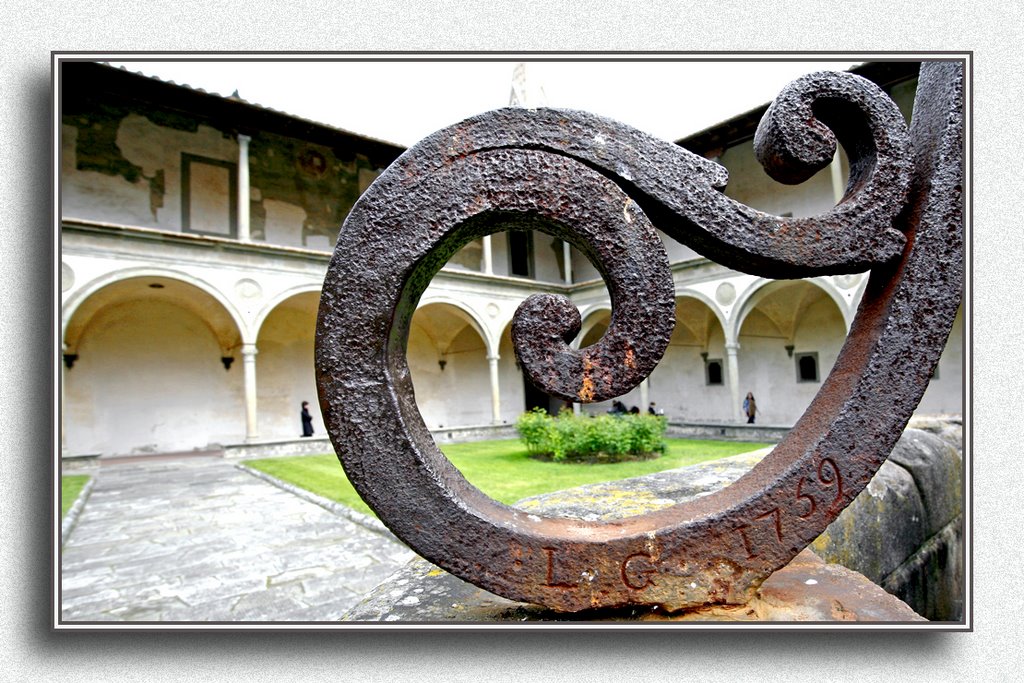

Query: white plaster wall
[570,245,600,282]
[719,139,839,218]
[737,296,846,425]
[446,240,484,273]
[652,325,732,422]
[65,298,245,455]
[571,229,702,285]
[408,321,492,429]
[61,124,159,229]
[574,252,603,283]
[255,297,322,439]
[305,233,334,252]
[62,117,239,231]
[437,326,493,427]
[488,230,568,284]
[532,233,566,283]
[407,324,447,429]
[498,328,527,424]
[262,198,308,249]
[735,333,792,424]
[658,228,701,264]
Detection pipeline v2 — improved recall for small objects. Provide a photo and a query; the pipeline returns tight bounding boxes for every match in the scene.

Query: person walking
[743,392,759,424]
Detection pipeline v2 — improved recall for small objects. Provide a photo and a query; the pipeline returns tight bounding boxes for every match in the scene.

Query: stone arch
[63,267,249,346]
[408,301,493,429]
[62,272,247,456]
[810,276,855,331]
[730,277,848,342]
[573,294,732,420]
[732,278,848,425]
[671,293,728,354]
[576,305,612,350]
[254,289,323,440]
[252,282,323,340]
[675,289,729,342]
[642,293,731,422]
[417,295,495,357]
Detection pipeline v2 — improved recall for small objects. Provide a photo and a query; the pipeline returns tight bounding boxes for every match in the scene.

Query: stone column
[487,354,501,424]
[237,134,251,242]
[482,235,494,275]
[725,342,742,422]
[829,150,845,205]
[241,343,259,441]
[562,240,572,285]
[639,378,649,414]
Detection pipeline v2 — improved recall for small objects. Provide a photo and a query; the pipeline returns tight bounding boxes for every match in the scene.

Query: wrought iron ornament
[316,63,964,612]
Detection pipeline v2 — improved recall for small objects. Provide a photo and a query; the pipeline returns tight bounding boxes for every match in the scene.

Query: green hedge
[515,408,667,462]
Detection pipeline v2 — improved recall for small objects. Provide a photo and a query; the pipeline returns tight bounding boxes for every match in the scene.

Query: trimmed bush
[515,408,667,463]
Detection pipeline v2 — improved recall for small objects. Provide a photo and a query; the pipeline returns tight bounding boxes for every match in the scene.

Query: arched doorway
[63,275,244,455]
[408,303,491,429]
[254,290,321,440]
[735,280,847,425]
[647,295,729,422]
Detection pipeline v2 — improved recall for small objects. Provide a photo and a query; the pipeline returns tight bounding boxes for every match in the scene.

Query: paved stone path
[60,456,415,622]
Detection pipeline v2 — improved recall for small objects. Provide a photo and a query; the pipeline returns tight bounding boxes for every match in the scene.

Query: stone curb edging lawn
[234,463,396,541]
[341,420,962,623]
[61,477,96,545]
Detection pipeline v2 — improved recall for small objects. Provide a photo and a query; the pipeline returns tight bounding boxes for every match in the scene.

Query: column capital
[725,342,741,352]
[241,343,258,357]
[486,353,500,362]
[237,133,251,144]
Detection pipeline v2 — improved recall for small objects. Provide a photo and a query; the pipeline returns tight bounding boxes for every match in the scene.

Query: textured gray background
[3,1,1017,680]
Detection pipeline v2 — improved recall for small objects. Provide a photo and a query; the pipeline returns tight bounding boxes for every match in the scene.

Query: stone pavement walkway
[60,456,415,622]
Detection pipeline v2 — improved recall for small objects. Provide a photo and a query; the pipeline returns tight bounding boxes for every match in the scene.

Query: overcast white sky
[108,57,860,147]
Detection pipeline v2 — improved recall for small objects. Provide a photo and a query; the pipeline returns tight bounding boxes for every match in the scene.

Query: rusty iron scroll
[316,62,964,612]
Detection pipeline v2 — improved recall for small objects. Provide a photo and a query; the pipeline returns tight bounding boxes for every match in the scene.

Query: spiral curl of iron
[315,65,962,612]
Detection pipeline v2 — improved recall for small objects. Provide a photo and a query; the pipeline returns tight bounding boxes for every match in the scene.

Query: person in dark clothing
[301,401,314,437]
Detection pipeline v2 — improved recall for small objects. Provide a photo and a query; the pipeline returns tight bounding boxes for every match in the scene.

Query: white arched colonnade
[61,231,958,457]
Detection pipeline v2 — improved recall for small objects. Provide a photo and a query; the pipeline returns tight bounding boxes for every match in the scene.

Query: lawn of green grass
[244,438,772,518]
[61,475,90,518]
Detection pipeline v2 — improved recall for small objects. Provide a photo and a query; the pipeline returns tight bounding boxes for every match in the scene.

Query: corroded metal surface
[316,64,964,612]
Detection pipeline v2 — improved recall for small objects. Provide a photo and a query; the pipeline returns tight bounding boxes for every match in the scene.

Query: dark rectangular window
[508,230,534,278]
[705,358,724,385]
[795,352,819,383]
[181,153,238,237]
